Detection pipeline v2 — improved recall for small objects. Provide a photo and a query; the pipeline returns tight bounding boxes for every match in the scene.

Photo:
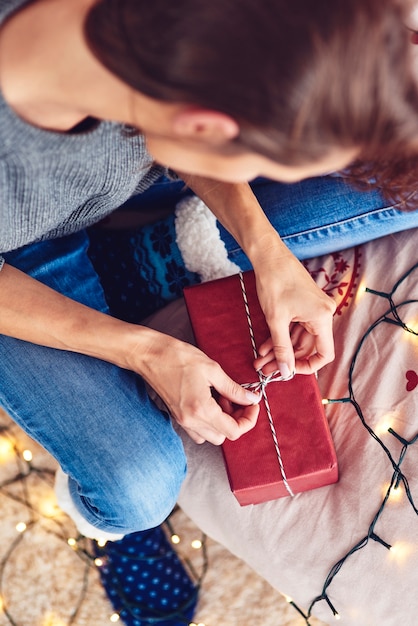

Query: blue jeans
[1,175,418,534]
[1,233,187,535]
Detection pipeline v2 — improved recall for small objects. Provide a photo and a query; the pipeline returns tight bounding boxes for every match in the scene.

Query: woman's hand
[0,264,260,445]
[252,242,336,377]
[130,332,261,445]
[169,175,336,378]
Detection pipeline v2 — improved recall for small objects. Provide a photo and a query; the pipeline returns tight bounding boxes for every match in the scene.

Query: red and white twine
[238,272,294,497]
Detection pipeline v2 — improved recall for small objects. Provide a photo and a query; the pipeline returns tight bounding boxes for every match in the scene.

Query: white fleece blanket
[145,226,418,626]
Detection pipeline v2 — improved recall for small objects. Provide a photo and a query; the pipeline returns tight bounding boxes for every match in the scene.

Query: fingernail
[246,391,261,404]
[278,362,294,381]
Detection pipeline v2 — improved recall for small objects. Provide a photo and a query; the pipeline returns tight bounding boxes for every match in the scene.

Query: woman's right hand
[0,263,259,445]
[128,331,261,445]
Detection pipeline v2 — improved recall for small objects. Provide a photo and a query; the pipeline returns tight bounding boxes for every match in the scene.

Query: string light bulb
[191,539,202,550]
[389,484,403,502]
[109,613,120,623]
[22,449,33,462]
[96,538,107,548]
[402,316,418,338]
[171,534,180,544]
[375,412,397,436]
[0,437,15,462]
[38,496,60,518]
[388,541,414,564]
[15,522,27,533]
[41,613,66,626]
[355,281,368,302]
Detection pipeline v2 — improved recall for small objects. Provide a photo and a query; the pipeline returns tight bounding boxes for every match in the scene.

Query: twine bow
[239,272,294,497]
[243,370,290,394]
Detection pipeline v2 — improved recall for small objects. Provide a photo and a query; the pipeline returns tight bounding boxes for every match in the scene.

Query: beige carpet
[0,408,326,626]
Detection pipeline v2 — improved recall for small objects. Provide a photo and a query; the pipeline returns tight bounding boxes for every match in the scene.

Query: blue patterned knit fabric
[87,213,201,322]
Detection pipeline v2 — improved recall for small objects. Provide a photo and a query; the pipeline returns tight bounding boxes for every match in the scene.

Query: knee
[89,442,187,533]
[122,462,187,530]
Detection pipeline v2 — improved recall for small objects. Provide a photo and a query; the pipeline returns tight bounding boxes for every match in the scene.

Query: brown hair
[85,0,418,204]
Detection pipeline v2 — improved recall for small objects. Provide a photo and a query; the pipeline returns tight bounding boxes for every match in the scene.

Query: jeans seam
[280,204,397,241]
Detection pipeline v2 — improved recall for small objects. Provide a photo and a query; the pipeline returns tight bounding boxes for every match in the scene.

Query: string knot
[242,369,292,394]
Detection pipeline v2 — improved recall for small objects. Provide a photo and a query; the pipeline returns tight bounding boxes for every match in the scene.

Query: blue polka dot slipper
[93,525,199,625]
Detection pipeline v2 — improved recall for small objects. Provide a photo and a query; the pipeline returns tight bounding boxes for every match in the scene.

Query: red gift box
[183,270,338,506]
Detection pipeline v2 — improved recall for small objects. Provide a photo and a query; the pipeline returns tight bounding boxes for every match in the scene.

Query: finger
[269,320,296,380]
[210,367,261,407]
[185,425,226,446]
[254,355,283,376]
[254,327,305,373]
[217,396,259,438]
[295,348,334,374]
[185,403,258,444]
[184,402,259,445]
[254,348,276,372]
[182,393,257,443]
[218,394,260,421]
[256,329,304,374]
[292,332,316,359]
[295,327,335,374]
[289,323,305,347]
[217,395,233,414]
[185,429,207,445]
[257,337,273,357]
[309,320,335,366]
[227,404,259,440]
[181,402,230,444]
[296,354,325,374]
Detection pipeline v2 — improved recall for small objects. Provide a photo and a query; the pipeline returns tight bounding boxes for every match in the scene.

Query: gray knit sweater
[0,0,164,269]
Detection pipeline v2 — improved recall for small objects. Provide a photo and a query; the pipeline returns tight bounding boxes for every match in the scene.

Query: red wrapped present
[183,270,338,506]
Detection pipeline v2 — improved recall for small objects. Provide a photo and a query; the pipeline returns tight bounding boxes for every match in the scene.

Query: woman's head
[85,0,418,196]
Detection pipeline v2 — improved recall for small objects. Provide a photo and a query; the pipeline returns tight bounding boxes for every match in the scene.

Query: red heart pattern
[406,370,418,392]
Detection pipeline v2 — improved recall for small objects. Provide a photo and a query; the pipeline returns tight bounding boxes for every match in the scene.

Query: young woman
[0,0,418,539]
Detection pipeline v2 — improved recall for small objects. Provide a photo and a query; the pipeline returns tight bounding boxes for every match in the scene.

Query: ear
[171,108,240,144]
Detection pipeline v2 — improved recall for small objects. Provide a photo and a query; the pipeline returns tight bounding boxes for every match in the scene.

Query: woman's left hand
[251,242,336,377]
[178,175,336,377]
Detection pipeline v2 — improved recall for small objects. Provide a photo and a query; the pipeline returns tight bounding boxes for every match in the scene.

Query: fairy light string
[0,423,92,626]
[0,417,208,626]
[288,261,418,624]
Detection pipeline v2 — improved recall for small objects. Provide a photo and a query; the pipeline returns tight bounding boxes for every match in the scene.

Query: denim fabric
[1,232,187,535]
[232,176,418,265]
[1,174,418,534]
